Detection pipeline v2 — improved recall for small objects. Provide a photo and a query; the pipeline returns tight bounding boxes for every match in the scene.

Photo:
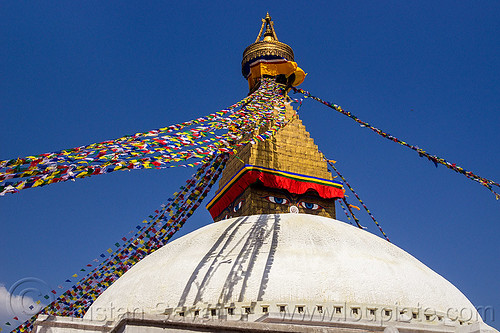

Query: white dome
[85,214,480,325]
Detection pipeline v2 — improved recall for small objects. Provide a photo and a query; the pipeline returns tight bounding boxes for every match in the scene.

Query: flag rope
[326,159,390,242]
[292,87,500,200]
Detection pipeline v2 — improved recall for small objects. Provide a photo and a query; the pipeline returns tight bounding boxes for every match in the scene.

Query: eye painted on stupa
[299,201,322,210]
[264,196,289,205]
[233,200,243,212]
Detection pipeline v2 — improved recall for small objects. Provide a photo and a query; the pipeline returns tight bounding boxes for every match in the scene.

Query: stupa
[33,14,497,333]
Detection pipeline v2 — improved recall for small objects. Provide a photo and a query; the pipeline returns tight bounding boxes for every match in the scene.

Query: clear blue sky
[1,1,498,330]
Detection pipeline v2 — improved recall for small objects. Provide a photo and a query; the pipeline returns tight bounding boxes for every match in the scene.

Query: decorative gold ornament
[241,13,295,77]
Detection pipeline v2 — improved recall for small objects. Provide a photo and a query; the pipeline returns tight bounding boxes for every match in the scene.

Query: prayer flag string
[338,199,353,225]
[341,196,363,229]
[0,79,285,196]
[326,159,390,242]
[9,153,228,332]
[292,87,500,200]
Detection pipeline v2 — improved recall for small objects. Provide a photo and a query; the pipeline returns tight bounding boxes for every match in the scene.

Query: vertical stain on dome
[177,216,249,307]
[256,214,281,301]
[176,213,281,307]
[219,214,270,304]
[237,214,280,302]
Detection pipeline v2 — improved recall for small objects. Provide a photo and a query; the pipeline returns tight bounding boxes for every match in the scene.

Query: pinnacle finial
[242,14,296,83]
[254,12,278,43]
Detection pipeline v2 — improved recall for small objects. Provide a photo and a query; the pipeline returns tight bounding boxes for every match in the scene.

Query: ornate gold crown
[241,13,295,77]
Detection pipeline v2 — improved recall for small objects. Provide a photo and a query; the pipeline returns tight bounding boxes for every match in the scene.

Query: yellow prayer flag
[349,204,361,211]
[33,179,44,187]
[107,248,112,253]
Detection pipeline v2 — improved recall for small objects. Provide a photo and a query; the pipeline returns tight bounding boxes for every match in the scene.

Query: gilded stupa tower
[207,14,344,222]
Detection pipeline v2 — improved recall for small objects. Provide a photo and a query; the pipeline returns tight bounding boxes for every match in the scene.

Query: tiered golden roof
[214,104,337,221]
[219,104,333,188]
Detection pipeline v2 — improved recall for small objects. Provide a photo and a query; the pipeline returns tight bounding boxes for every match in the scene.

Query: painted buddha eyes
[264,196,322,210]
[265,196,289,205]
[300,201,321,210]
[233,200,243,212]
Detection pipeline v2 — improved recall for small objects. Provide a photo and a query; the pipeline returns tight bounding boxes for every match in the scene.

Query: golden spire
[255,12,278,42]
[242,13,294,77]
